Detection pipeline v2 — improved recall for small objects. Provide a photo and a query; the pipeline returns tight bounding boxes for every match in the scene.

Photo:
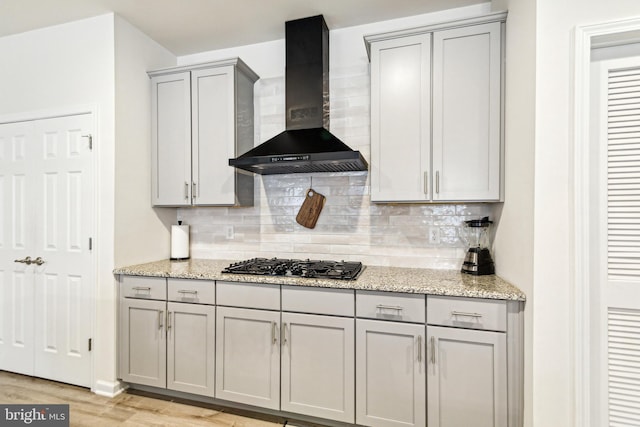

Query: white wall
[114,16,176,267]
[533,1,640,426]
[108,15,177,394]
[489,0,536,426]
[177,3,498,269]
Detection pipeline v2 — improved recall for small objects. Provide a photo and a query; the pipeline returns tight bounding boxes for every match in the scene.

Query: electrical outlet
[428,227,440,244]
[225,226,234,240]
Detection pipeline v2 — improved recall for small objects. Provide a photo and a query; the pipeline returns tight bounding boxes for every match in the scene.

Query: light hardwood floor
[0,371,289,426]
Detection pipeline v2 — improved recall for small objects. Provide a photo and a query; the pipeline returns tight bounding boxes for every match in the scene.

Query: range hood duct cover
[229,15,368,175]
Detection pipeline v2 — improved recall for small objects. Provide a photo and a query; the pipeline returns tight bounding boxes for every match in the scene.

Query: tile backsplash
[178,64,493,269]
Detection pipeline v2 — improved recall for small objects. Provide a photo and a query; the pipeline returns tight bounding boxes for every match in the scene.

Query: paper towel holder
[170,221,190,261]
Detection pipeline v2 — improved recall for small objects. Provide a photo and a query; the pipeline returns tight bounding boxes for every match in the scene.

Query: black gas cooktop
[222,258,363,280]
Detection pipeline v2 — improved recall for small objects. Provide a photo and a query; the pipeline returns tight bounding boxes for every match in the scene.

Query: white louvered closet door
[600,56,640,427]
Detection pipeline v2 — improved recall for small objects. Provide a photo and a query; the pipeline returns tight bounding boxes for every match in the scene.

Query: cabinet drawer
[356,291,425,323]
[427,296,506,332]
[282,286,354,317]
[216,281,280,310]
[120,276,166,300]
[168,278,215,305]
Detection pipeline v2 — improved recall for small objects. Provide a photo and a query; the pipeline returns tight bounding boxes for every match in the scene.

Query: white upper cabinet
[366,13,506,203]
[151,72,192,206]
[432,23,502,201]
[370,34,432,202]
[149,59,258,207]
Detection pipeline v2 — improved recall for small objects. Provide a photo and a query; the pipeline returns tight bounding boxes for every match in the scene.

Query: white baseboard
[93,379,127,398]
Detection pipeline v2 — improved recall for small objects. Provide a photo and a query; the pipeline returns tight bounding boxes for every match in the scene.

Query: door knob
[33,257,45,266]
[14,256,33,265]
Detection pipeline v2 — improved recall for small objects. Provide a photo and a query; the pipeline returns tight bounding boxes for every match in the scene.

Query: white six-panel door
[0,121,36,375]
[0,114,94,387]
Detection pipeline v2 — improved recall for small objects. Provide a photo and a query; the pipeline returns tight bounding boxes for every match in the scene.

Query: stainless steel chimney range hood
[229,15,368,175]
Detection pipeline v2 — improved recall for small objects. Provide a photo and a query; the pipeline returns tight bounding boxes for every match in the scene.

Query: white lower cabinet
[119,278,523,427]
[356,319,426,427]
[167,302,216,396]
[118,276,216,396]
[427,325,507,427]
[281,312,355,423]
[119,298,167,388]
[215,306,281,410]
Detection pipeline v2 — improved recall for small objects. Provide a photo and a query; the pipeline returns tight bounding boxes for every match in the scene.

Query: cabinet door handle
[418,335,422,362]
[167,312,172,330]
[282,322,288,345]
[451,311,483,318]
[430,336,436,365]
[435,171,440,194]
[424,171,428,195]
[158,310,164,330]
[184,182,189,199]
[192,182,197,200]
[271,322,278,344]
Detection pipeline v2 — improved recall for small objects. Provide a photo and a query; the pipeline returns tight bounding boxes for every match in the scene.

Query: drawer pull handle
[376,304,404,312]
[133,287,151,292]
[451,311,483,318]
[177,290,198,295]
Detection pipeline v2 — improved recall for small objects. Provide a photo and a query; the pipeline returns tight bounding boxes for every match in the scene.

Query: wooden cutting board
[296,189,326,229]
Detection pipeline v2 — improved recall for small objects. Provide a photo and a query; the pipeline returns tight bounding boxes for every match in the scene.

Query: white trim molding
[573,16,640,427]
[94,379,128,398]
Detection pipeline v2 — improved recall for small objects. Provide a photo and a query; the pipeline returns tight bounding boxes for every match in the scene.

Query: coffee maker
[460,216,495,275]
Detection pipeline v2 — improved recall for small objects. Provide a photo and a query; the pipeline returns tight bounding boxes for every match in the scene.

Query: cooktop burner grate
[222,258,363,280]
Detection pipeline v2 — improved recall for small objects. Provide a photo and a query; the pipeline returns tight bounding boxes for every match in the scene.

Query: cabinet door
[215,307,280,409]
[191,66,236,206]
[427,325,507,427]
[281,313,355,423]
[167,302,215,396]
[356,319,425,427]
[432,22,502,201]
[151,72,192,206]
[119,298,166,388]
[370,34,431,202]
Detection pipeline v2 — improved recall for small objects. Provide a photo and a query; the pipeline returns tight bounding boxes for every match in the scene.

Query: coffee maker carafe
[460,216,495,275]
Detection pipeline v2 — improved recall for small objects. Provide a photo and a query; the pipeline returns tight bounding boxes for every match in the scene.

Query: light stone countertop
[113,258,526,301]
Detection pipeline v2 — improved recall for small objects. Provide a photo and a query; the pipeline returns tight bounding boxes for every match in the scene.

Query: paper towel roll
[170,225,190,260]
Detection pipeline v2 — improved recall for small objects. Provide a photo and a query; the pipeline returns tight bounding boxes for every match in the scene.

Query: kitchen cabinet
[116,271,524,427]
[119,297,167,388]
[215,282,281,410]
[149,58,258,207]
[355,291,426,427]
[167,302,215,396]
[366,12,506,203]
[118,276,216,396]
[427,296,508,427]
[280,287,355,423]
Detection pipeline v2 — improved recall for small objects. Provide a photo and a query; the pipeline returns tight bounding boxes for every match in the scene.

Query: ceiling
[0,0,487,55]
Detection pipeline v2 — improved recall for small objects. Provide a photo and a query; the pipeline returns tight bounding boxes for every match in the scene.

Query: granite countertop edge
[113,259,526,302]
